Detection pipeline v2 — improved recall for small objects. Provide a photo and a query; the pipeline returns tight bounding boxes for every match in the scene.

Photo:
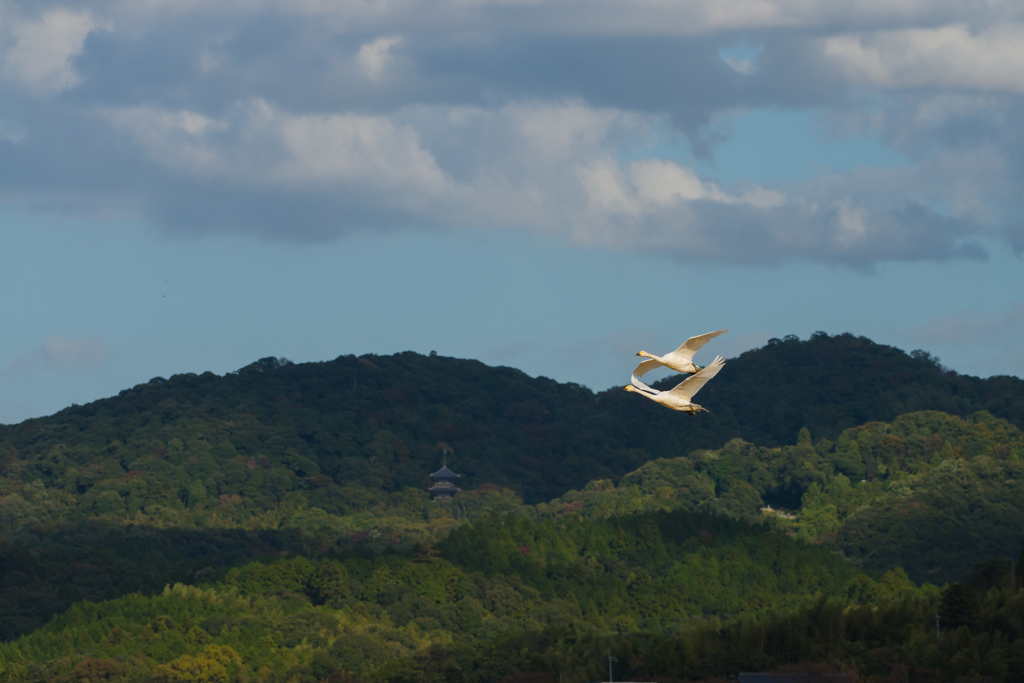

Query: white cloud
[276,108,449,192]
[357,35,402,81]
[63,0,1024,40]
[89,97,983,263]
[825,23,1024,93]
[0,0,1021,264]
[630,159,717,204]
[577,160,639,218]
[3,335,109,377]
[723,56,754,75]
[835,201,868,247]
[576,156,784,233]
[100,105,226,174]
[2,9,99,94]
[440,0,1016,36]
[514,103,621,163]
[100,99,463,213]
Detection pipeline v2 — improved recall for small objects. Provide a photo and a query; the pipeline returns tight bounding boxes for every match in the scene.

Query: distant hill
[0,333,1021,520]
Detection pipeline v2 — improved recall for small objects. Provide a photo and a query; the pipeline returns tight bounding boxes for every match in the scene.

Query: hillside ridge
[1,333,1022,507]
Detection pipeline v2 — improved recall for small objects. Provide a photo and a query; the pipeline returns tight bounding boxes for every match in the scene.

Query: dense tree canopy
[0,334,1021,520]
[0,509,943,682]
[0,334,1022,680]
[534,410,1024,583]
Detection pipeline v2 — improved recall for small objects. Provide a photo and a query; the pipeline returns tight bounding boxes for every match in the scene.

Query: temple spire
[429,449,462,503]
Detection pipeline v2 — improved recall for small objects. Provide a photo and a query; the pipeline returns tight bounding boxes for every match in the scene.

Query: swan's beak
[623,386,632,391]
[635,351,643,356]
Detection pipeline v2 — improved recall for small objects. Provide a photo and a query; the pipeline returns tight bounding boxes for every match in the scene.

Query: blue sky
[1,0,1023,422]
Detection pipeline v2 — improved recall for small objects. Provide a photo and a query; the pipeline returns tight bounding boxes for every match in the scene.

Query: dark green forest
[3,512,1023,682]
[1,333,1023,682]
[2,333,1022,516]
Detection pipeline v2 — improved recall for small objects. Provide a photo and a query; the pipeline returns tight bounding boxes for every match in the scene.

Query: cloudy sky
[1,0,1023,422]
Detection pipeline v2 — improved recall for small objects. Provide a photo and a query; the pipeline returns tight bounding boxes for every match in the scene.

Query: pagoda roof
[430,466,462,479]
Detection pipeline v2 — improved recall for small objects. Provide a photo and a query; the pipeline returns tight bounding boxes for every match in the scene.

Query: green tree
[187,481,209,509]
[939,582,979,630]
[155,644,242,683]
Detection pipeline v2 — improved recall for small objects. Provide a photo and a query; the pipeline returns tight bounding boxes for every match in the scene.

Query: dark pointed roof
[430,466,461,479]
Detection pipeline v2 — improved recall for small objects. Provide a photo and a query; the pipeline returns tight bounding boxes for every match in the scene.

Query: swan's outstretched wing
[670,329,728,359]
[630,374,661,395]
[632,358,664,378]
[667,356,725,400]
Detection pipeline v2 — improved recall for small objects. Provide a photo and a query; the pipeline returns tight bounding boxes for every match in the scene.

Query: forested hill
[713,333,1023,445]
[1,333,1022,507]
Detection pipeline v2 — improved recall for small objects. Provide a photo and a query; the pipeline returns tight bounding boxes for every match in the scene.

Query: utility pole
[935,609,941,640]
[608,652,617,683]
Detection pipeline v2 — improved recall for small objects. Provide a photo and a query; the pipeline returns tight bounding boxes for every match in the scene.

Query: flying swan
[634,329,728,378]
[624,355,726,414]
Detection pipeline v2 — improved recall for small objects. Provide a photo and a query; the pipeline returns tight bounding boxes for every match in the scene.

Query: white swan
[624,355,725,413]
[634,329,728,378]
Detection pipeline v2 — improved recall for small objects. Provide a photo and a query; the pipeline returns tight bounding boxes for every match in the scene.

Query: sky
[1,0,1023,423]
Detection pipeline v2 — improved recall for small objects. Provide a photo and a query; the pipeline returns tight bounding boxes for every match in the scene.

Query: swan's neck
[639,388,661,403]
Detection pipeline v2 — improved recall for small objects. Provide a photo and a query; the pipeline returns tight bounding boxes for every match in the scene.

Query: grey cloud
[70,25,847,138]
[1,0,1024,264]
[820,94,1024,251]
[620,196,986,267]
[0,95,1001,265]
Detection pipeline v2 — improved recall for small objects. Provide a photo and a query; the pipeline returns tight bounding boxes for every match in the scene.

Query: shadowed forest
[1,333,1024,682]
